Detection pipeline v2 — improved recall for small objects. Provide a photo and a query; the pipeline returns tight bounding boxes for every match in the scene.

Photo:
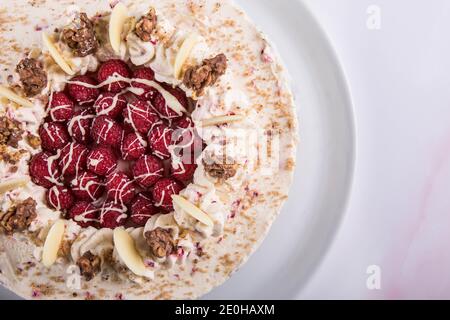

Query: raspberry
[47,92,74,122]
[131,67,158,100]
[106,172,136,205]
[120,132,147,161]
[68,108,95,144]
[87,146,117,176]
[97,59,131,93]
[69,201,99,228]
[151,85,188,119]
[123,98,159,135]
[130,193,158,226]
[59,142,88,177]
[171,115,201,153]
[131,154,164,188]
[94,92,127,119]
[148,123,174,159]
[70,171,104,201]
[29,152,61,188]
[171,160,197,181]
[100,202,128,229]
[39,122,70,152]
[67,75,100,105]
[172,116,194,130]
[46,186,74,210]
[91,115,124,146]
[152,178,184,212]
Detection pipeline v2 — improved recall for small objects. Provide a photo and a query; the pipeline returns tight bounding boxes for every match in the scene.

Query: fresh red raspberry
[69,201,99,228]
[91,115,124,146]
[171,160,197,181]
[94,92,127,119]
[172,115,194,130]
[29,152,61,188]
[130,193,158,226]
[67,75,100,105]
[87,146,118,176]
[106,171,136,205]
[68,108,95,144]
[171,115,202,154]
[47,92,74,122]
[70,171,104,201]
[131,154,164,188]
[120,132,147,161]
[151,85,188,119]
[152,178,184,212]
[59,142,88,177]
[46,186,74,210]
[148,123,174,159]
[39,122,70,152]
[131,67,158,100]
[100,201,128,229]
[123,98,160,135]
[97,59,131,93]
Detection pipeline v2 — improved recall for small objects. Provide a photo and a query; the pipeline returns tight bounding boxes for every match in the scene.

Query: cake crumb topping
[0,116,24,148]
[0,198,37,234]
[183,53,227,95]
[145,227,175,258]
[135,8,157,42]
[15,58,47,97]
[203,158,238,181]
[77,251,102,281]
[62,12,99,57]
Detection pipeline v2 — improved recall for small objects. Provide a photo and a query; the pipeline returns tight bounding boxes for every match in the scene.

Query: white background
[300,0,450,299]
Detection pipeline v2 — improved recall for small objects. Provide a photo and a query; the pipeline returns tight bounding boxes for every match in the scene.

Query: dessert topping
[16,58,48,97]
[0,197,37,234]
[135,8,157,42]
[62,12,99,57]
[77,251,101,281]
[203,158,238,181]
[183,53,227,95]
[0,116,24,148]
[144,227,174,258]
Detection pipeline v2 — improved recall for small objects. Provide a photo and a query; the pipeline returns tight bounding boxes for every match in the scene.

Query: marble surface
[300,0,450,299]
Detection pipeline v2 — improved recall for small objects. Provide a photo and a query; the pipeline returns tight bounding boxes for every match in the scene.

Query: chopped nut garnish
[62,12,99,57]
[145,227,174,258]
[0,145,27,164]
[76,251,101,281]
[183,54,227,95]
[15,58,47,97]
[0,198,37,234]
[26,134,41,149]
[0,116,24,148]
[203,158,238,181]
[135,8,157,42]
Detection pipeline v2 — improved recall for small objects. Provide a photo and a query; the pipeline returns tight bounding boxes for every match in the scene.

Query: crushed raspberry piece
[58,142,88,177]
[91,115,124,146]
[94,92,127,118]
[67,75,100,105]
[152,178,184,212]
[171,160,197,181]
[151,85,188,119]
[131,67,158,100]
[130,193,158,226]
[47,92,74,122]
[97,59,131,93]
[131,154,164,188]
[100,202,127,229]
[29,152,61,188]
[87,146,117,176]
[70,171,104,201]
[68,108,95,144]
[39,122,70,152]
[121,132,147,160]
[46,186,74,210]
[148,123,174,159]
[69,201,99,228]
[123,98,159,135]
[106,171,136,205]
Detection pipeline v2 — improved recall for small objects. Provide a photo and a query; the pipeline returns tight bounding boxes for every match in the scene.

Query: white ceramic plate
[0,0,355,299]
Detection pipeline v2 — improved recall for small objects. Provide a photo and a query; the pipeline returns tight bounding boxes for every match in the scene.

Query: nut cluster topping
[0,116,24,148]
[145,227,175,258]
[203,158,238,181]
[76,251,102,281]
[135,8,157,42]
[0,198,37,234]
[16,58,48,97]
[62,12,99,57]
[183,54,227,95]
